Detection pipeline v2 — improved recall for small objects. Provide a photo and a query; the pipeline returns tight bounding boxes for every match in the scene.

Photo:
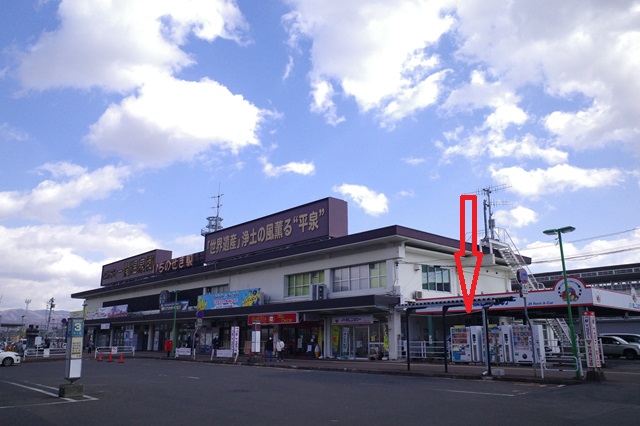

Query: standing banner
[582,311,602,368]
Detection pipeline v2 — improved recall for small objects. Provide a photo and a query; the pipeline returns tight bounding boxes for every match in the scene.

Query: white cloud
[0,163,130,222]
[524,228,640,272]
[260,157,315,177]
[441,71,568,164]
[332,184,389,216]
[0,219,159,311]
[309,79,345,126]
[17,0,247,93]
[494,206,538,228]
[453,1,640,154]
[491,164,624,198]
[397,190,415,198]
[87,76,265,166]
[284,0,456,125]
[402,157,426,166]
[0,122,29,141]
[17,0,264,167]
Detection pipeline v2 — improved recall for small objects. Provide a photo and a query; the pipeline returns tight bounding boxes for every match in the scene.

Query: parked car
[0,349,21,366]
[599,335,640,360]
[600,333,640,345]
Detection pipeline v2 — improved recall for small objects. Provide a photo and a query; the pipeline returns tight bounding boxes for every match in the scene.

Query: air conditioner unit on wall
[414,290,424,299]
[310,284,326,300]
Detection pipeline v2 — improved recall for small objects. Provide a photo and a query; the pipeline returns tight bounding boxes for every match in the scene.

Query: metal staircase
[483,228,572,348]
[482,228,543,291]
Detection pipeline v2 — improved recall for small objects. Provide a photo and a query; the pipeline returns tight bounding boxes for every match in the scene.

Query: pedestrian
[212,335,219,358]
[276,338,285,362]
[265,337,274,362]
[87,340,93,355]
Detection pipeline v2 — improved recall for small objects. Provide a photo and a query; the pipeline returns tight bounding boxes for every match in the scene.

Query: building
[72,197,517,360]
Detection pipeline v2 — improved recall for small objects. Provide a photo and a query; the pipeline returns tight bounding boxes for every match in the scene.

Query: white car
[0,349,21,366]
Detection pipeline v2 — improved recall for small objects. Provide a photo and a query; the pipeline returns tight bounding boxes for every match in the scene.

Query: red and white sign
[582,311,602,368]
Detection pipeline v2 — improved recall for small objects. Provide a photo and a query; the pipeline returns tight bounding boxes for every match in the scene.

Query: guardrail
[94,346,136,359]
[23,347,67,360]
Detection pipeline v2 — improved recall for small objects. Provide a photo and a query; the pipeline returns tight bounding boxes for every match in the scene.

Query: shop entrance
[280,323,321,357]
[332,323,387,359]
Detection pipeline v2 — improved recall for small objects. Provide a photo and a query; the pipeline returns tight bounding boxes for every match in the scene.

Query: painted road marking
[0,380,98,409]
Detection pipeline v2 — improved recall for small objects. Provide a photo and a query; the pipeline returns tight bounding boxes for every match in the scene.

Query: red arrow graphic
[454,195,483,313]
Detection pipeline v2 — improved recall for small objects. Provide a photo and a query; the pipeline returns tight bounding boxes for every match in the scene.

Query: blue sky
[1,0,639,311]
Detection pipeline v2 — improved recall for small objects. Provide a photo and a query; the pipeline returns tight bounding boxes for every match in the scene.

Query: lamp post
[171,290,179,357]
[543,226,580,378]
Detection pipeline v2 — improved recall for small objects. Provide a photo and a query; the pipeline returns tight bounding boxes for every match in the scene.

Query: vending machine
[470,325,511,364]
[512,324,545,364]
[449,326,472,363]
[500,325,514,364]
[468,326,484,363]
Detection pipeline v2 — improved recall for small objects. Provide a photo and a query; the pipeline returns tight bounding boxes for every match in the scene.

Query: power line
[531,243,640,264]
[523,226,640,252]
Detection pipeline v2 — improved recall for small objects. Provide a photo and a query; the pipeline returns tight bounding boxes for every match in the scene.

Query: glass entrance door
[355,326,369,358]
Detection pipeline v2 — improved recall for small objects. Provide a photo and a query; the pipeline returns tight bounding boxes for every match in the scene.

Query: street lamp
[171,290,179,358]
[543,226,580,378]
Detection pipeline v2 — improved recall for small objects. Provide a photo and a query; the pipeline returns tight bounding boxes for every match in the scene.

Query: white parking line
[442,389,515,397]
[0,380,98,409]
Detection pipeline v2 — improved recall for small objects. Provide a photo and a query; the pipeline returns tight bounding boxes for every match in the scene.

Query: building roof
[72,225,518,300]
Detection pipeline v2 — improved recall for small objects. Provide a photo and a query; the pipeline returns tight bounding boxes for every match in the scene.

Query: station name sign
[203,197,348,263]
[101,249,201,286]
[101,250,172,286]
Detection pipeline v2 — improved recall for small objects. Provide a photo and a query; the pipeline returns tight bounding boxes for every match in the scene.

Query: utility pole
[24,299,31,326]
[45,298,55,338]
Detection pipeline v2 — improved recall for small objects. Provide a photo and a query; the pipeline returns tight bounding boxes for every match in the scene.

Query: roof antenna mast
[201,185,224,236]
[475,184,510,246]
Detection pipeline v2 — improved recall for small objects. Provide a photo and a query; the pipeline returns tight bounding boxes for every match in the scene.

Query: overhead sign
[101,249,172,286]
[203,197,348,263]
[248,313,299,325]
[332,315,374,325]
[198,289,262,310]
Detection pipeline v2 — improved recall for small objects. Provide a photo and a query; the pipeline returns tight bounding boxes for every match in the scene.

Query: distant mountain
[0,308,71,328]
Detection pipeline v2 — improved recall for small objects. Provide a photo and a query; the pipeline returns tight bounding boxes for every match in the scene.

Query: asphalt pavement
[121,351,591,385]
[23,350,622,385]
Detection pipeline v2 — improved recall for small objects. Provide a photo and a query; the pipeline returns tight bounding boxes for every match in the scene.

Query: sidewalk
[135,351,586,385]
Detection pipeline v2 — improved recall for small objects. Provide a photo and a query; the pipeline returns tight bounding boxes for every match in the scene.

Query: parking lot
[1,356,640,425]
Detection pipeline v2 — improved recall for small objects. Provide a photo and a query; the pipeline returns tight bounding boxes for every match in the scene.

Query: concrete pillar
[388,308,402,360]
[147,324,155,351]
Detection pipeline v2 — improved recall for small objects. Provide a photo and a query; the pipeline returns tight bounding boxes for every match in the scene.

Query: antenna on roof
[201,185,224,236]
[475,184,511,242]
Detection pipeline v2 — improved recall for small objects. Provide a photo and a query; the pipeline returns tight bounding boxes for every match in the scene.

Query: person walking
[264,337,274,362]
[276,338,285,362]
[212,335,219,358]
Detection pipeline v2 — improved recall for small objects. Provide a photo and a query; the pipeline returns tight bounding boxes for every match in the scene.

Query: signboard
[582,311,602,368]
[176,348,191,356]
[331,315,374,325]
[248,313,299,325]
[101,249,172,286]
[86,305,128,320]
[160,301,189,313]
[231,326,240,353]
[65,317,84,381]
[203,197,348,263]
[198,289,261,310]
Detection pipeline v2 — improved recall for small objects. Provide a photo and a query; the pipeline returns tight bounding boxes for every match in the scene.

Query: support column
[388,308,401,360]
